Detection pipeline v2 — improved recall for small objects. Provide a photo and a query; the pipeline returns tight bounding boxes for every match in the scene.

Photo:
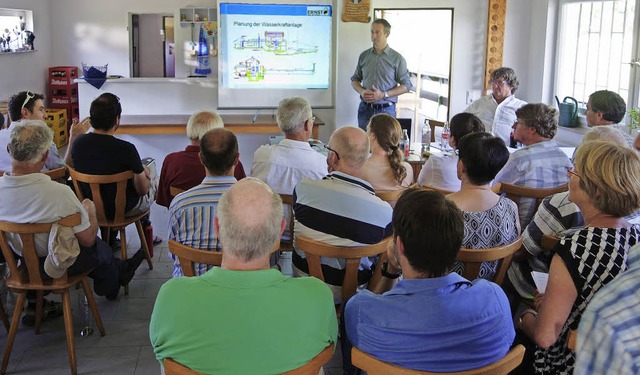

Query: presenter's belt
[363,101,394,110]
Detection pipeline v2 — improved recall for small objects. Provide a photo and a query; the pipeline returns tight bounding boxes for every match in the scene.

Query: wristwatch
[381,261,402,279]
[384,91,389,99]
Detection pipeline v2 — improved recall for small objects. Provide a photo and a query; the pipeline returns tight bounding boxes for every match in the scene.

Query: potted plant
[629,107,640,132]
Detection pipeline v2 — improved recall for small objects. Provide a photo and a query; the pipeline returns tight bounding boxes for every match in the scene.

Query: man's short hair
[393,189,464,277]
[515,103,558,139]
[490,67,519,94]
[457,132,510,185]
[276,97,312,135]
[589,90,627,123]
[331,126,370,168]
[372,18,391,35]
[7,120,53,164]
[89,93,122,131]
[450,112,485,146]
[217,178,283,262]
[186,111,224,140]
[8,91,45,122]
[200,128,238,175]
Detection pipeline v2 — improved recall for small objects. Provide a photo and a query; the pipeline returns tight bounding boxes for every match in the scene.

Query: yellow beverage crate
[45,109,68,148]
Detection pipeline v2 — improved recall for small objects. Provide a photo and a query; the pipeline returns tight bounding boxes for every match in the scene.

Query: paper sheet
[531,271,549,293]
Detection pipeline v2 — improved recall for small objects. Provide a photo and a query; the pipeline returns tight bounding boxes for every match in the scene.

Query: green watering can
[556,96,579,128]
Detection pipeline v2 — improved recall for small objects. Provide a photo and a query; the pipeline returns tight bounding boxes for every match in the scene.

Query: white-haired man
[150,178,337,374]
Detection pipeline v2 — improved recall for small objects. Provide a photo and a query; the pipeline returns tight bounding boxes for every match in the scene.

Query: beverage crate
[48,91,78,106]
[48,66,79,86]
[44,109,69,148]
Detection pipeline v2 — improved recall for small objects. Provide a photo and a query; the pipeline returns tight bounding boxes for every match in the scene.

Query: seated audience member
[361,113,413,191]
[251,97,327,243]
[417,112,485,192]
[447,133,519,281]
[0,121,145,325]
[168,128,239,277]
[71,93,154,220]
[156,111,245,208]
[518,141,640,374]
[344,189,514,373]
[506,126,637,303]
[576,242,640,374]
[464,67,527,143]
[584,89,634,146]
[0,91,67,171]
[493,103,572,228]
[150,178,337,374]
[293,126,392,301]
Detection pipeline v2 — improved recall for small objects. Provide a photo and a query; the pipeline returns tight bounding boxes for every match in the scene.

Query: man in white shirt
[583,89,634,146]
[251,97,327,242]
[465,67,527,144]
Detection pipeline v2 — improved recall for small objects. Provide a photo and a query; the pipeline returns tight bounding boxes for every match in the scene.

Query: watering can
[556,96,579,128]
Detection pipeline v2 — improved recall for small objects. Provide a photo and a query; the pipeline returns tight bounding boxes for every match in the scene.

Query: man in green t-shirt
[150,178,337,374]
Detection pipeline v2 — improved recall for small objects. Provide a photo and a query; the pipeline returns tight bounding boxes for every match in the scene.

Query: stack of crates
[48,66,80,128]
[44,109,68,148]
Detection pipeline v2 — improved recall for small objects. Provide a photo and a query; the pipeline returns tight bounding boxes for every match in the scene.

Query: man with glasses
[583,90,634,146]
[465,67,527,144]
[292,126,393,302]
[0,91,67,172]
[251,97,327,252]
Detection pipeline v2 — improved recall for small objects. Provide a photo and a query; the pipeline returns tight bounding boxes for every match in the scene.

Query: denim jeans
[357,101,397,130]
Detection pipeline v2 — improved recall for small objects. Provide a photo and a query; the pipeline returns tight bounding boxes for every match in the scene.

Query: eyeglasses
[324,144,340,160]
[21,91,35,110]
[307,116,316,124]
[490,79,507,87]
[567,167,581,179]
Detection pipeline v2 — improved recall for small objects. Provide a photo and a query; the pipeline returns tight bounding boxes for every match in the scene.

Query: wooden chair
[420,183,454,195]
[498,183,569,213]
[456,237,523,285]
[567,329,577,350]
[163,343,334,375]
[375,190,405,203]
[44,166,68,182]
[169,186,186,198]
[0,213,106,375]
[168,240,223,277]
[279,194,295,252]
[67,166,153,294]
[352,345,525,375]
[428,119,445,143]
[541,233,560,251]
[294,236,392,311]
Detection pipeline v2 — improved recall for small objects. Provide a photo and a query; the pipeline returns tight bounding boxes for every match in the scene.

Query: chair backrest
[420,184,454,195]
[163,344,334,375]
[0,213,81,287]
[279,194,295,250]
[351,345,525,375]
[498,182,568,213]
[375,190,405,203]
[428,120,445,143]
[456,237,523,285]
[294,236,392,307]
[44,166,68,181]
[541,234,560,251]
[67,166,135,226]
[170,186,186,198]
[167,240,223,277]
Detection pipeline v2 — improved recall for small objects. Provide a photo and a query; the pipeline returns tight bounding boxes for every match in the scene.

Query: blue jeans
[357,101,396,130]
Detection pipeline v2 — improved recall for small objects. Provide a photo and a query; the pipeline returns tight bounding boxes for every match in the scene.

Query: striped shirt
[493,140,572,228]
[576,243,640,375]
[167,176,236,277]
[293,171,393,270]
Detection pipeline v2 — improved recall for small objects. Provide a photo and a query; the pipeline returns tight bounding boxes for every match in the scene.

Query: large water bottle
[440,121,450,150]
[422,120,431,152]
[402,129,410,157]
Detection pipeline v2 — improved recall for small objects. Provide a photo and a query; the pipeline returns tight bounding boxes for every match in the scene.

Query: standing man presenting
[351,19,412,130]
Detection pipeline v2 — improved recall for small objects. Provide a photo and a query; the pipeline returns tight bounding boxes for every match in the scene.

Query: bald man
[292,126,393,302]
[150,178,337,374]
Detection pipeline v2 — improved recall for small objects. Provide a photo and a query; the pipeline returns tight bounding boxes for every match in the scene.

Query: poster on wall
[342,0,370,23]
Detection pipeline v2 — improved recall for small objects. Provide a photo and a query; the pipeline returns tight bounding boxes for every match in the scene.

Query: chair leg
[100,226,110,245]
[81,279,105,337]
[120,228,129,295]
[35,290,44,334]
[61,291,77,375]
[1,292,26,375]
[0,300,9,332]
[135,220,154,270]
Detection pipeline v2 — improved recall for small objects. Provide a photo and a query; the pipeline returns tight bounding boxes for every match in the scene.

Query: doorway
[130,13,175,77]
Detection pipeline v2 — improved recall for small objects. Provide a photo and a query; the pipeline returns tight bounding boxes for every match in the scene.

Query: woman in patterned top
[447,132,519,280]
[519,141,640,374]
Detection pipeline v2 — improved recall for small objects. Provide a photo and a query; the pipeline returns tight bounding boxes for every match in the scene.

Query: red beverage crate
[48,66,79,86]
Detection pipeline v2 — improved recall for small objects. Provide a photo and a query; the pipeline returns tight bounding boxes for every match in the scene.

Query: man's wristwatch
[381,261,402,279]
[384,91,389,99]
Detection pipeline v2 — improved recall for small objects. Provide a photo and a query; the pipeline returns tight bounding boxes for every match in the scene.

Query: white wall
[0,0,52,100]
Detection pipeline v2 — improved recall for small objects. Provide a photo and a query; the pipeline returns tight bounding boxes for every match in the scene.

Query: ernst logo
[307,7,329,16]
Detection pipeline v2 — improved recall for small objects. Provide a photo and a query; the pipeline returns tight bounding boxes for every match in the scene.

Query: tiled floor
[0,204,344,374]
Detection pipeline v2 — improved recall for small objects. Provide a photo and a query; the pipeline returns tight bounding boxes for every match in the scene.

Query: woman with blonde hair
[518,141,640,374]
[361,114,413,191]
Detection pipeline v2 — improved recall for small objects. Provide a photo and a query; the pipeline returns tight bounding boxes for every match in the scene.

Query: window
[0,8,34,53]
[555,0,639,111]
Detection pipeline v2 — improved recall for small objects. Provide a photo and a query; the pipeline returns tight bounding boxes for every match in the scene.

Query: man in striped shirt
[292,126,393,301]
[167,128,239,277]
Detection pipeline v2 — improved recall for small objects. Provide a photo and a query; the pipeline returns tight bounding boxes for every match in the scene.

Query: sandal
[152,236,163,245]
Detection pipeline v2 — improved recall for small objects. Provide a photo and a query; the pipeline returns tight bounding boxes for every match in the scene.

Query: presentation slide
[219,3,332,90]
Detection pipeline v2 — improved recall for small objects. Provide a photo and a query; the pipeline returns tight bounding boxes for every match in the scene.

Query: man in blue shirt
[344,188,514,373]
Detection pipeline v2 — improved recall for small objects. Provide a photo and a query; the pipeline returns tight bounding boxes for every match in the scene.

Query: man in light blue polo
[167,128,239,277]
[351,19,412,129]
